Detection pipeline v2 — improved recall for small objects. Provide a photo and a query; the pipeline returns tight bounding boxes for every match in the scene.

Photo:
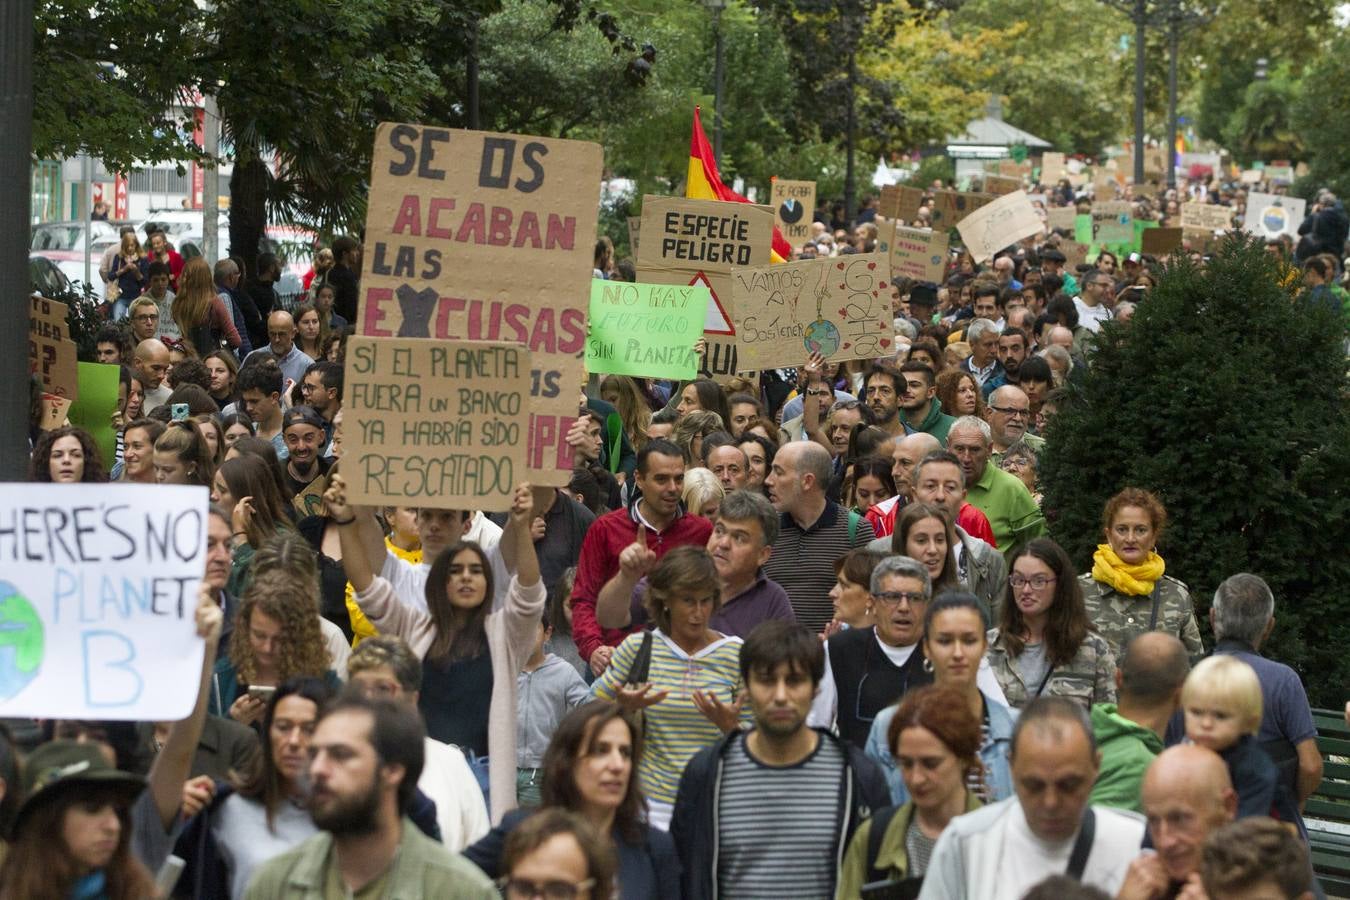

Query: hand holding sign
[195,583,223,644]
[618,527,658,581]
[508,483,535,528]
[323,474,354,523]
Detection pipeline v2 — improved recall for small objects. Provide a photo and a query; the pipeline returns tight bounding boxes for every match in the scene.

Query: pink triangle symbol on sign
[691,272,734,336]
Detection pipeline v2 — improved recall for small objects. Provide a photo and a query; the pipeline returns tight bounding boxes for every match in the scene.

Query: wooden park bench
[1308,709,1350,897]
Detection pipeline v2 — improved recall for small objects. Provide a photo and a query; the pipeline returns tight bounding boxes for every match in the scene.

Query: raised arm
[325,472,382,594]
[502,484,540,589]
[596,527,655,629]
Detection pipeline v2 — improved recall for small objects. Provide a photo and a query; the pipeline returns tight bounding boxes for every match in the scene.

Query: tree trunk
[229,148,268,280]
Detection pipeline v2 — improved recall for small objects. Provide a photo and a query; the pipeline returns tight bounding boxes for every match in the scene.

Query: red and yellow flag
[686,106,793,263]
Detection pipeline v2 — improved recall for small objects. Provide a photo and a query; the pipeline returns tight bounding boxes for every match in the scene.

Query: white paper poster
[1244,192,1306,240]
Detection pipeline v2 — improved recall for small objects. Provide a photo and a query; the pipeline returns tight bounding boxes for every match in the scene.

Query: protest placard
[930,190,994,229]
[67,363,121,468]
[1141,227,1184,255]
[771,179,816,243]
[0,483,208,720]
[38,395,71,431]
[1243,192,1306,240]
[1046,206,1078,232]
[30,297,79,402]
[887,223,949,284]
[880,184,924,222]
[1061,240,1091,271]
[1180,202,1232,232]
[1241,169,1263,184]
[732,254,893,370]
[955,191,1043,263]
[342,337,531,511]
[999,160,1031,178]
[627,216,641,256]
[1265,164,1294,184]
[586,280,705,380]
[358,124,601,486]
[1091,201,1133,244]
[1040,152,1066,184]
[636,195,775,379]
[983,174,1022,196]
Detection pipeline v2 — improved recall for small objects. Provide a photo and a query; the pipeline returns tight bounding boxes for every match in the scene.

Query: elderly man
[961,318,1005,393]
[243,310,315,385]
[705,442,750,493]
[985,384,1045,462]
[864,431,942,537]
[1211,573,1323,808]
[764,441,875,633]
[1115,745,1236,900]
[947,416,1045,554]
[1090,633,1190,813]
[213,257,260,352]
[921,698,1146,900]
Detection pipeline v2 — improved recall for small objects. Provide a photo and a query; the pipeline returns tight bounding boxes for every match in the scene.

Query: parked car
[30,219,119,253]
[30,254,73,298]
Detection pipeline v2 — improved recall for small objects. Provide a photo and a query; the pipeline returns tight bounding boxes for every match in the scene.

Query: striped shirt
[715,734,845,899]
[764,501,876,633]
[591,630,748,807]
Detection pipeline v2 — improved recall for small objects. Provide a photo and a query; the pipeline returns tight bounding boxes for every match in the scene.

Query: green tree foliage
[1040,238,1350,705]
[1291,31,1350,199]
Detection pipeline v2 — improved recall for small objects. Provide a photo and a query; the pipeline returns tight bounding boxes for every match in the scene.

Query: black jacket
[327,264,360,324]
[670,728,889,900]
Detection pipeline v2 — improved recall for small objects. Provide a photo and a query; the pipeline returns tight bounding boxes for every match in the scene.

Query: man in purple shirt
[599,490,796,638]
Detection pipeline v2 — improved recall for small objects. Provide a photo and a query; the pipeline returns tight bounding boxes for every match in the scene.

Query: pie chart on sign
[779,199,805,225]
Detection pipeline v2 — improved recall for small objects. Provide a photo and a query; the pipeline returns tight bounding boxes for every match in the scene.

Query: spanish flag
[686,106,793,263]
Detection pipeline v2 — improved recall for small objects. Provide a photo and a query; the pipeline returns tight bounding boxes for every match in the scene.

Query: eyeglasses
[132,313,159,322]
[1009,574,1056,590]
[988,405,1030,419]
[873,590,927,607]
[499,877,597,900]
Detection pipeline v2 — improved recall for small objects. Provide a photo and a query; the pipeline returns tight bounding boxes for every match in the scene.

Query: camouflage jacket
[1079,573,1204,659]
[985,628,1118,712]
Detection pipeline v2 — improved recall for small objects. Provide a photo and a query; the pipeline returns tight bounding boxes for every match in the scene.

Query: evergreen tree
[1040,237,1350,705]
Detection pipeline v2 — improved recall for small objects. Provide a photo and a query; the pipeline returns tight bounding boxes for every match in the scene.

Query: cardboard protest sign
[1040,152,1066,184]
[586,280,705,380]
[732,254,893,370]
[930,190,994,229]
[0,483,208,720]
[342,337,530,511]
[627,216,641,257]
[1243,192,1306,240]
[1180,202,1232,232]
[1183,228,1223,254]
[880,184,924,222]
[38,395,71,431]
[1141,227,1183,255]
[999,160,1031,178]
[887,223,949,284]
[1265,164,1294,184]
[771,179,816,243]
[955,191,1043,263]
[1046,206,1078,232]
[1061,240,1091,271]
[1240,170,1263,184]
[67,363,121,469]
[357,123,601,487]
[636,195,775,379]
[1091,201,1133,244]
[30,297,78,402]
[983,174,1022,196]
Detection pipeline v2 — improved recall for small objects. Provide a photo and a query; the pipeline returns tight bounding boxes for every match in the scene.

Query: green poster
[67,362,121,468]
[586,280,707,381]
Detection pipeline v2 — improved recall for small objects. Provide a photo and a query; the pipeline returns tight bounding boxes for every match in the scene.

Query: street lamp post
[0,0,33,479]
[706,0,726,164]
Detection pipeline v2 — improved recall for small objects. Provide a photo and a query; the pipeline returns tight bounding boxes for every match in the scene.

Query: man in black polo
[763,441,875,633]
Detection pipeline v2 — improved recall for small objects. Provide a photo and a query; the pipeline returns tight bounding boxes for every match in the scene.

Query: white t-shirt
[1073,296,1113,333]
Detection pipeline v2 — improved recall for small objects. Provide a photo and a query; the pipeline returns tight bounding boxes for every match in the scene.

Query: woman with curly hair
[935,368,985,419]
[209,532,341,724]
[29,425,106,483]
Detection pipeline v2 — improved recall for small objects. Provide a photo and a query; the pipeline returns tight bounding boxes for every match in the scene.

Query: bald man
[763,441,875,631]
[860,432,941,538]
[1116,746,1237,900]
[242,310,314,385]
[133,338,172,413]
[1090,633,1190,813]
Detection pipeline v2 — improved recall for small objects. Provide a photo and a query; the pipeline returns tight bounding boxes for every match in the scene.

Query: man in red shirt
[570,439,713,675]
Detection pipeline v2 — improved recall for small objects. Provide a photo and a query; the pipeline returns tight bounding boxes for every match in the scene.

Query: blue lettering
[52,568,78,624]
[82,631,142,707]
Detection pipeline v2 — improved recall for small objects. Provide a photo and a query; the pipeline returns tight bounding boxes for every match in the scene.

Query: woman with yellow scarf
[1078,488,1204,657]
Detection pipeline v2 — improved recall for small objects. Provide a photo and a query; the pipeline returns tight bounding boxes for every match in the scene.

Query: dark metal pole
[1133,0,1146,187]
[712,6,724,165]
[1,0,34,478]
[845,49,857,222]
[467,22,480,130]
[1167,11,1179,190]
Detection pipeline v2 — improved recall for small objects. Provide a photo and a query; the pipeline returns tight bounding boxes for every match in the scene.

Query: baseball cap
[282,405,327,434]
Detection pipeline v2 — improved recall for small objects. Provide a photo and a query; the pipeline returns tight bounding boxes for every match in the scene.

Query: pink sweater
[355,573,545,823]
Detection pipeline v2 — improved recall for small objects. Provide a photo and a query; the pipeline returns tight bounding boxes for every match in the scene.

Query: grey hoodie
[516,653,591,767]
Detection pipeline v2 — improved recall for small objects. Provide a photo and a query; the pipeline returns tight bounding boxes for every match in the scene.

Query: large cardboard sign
[30,296,79,401]
[982,174,1022,196]
[1141,227,1183,255]
[887,223,949,284]
[0,483,208,720]
[930,190,994,229]
[732,254,893,370]
[1062,240,1091,271]
[342,337,531,511]
[955,191,1044,263]
[636,195,775,379]
[586,280,705,380]
[1046,206,1078,232]
[1091,201,1134,244]
[771,179,817,244]
[1243,192,1306,240]
[1181,202,1232,232]
[358,124,601,486]
[879,184,924,222]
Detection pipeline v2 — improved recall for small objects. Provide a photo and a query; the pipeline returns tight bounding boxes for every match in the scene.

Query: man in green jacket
[245,693,497,900]
[1089,632,1191,813]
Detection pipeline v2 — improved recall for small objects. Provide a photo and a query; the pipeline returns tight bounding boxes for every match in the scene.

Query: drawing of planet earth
[805,318,841,357]
[0,583,43,702]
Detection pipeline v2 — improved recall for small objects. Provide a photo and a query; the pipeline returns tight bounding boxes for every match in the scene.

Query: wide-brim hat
[16,741,145,833]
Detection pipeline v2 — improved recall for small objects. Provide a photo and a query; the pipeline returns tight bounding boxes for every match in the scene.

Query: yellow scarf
[1092,544,1165,596]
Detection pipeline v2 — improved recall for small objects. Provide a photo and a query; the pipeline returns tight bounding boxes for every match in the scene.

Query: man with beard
[997,326,1030,386]
[896,362,957,444]
[672,621,888,900]
[244,693,497,899]
[985,384,1044,462]
[280,406,332,518]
